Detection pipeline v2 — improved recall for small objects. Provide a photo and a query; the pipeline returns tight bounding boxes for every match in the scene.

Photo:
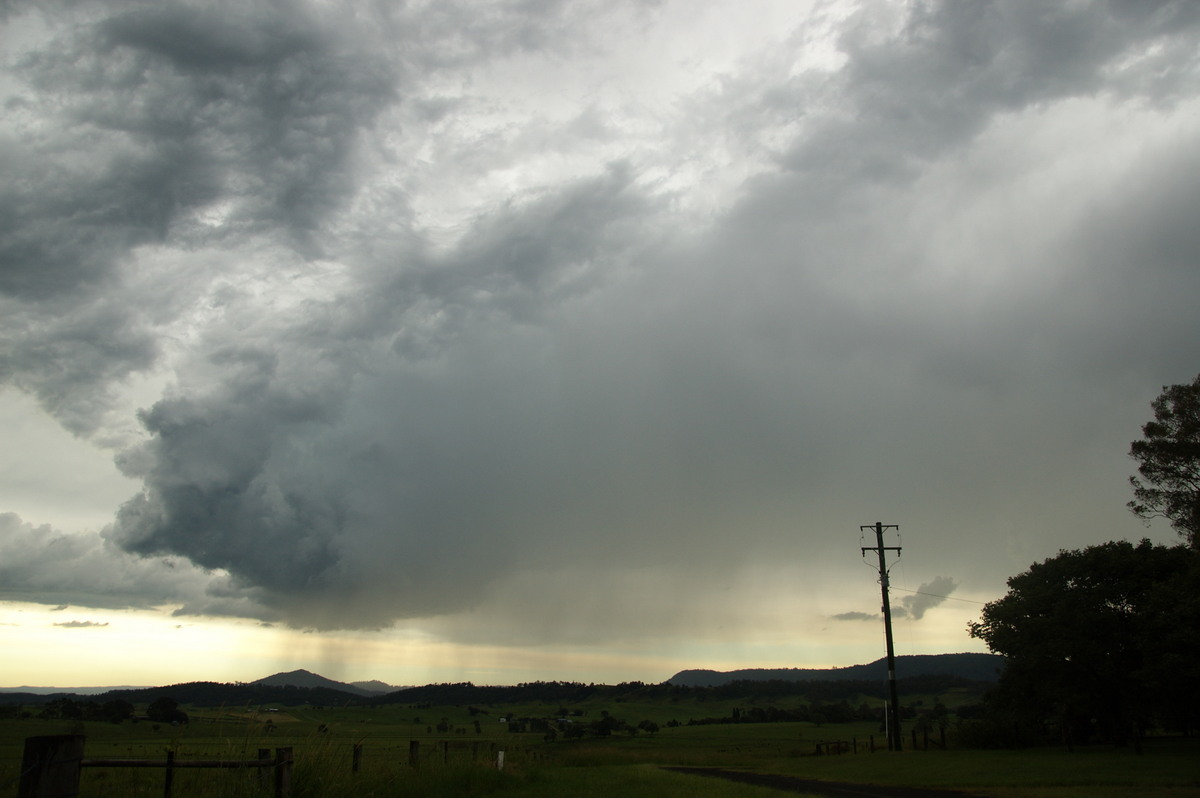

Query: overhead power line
[890,587,987,606]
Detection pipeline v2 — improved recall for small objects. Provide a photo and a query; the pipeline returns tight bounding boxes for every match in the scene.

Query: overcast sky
[1,0,1198,687]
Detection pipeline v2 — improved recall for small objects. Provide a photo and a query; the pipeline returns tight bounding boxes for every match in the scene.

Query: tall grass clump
[511,764,790,798]
[287,730,520,798]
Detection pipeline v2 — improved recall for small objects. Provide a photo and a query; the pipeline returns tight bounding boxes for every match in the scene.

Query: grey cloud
[55,2,392,246]
[387,0,628,70]
[100,1,1200,629]
[0,0,626,441]
[706,1,1200,392]
[0,150,196,301]
[896,577,960,621]
[1,0,397,437]
[0,512,222,611]
[0,300,159,439]
[112,350,347,588]
[98,6,323,72]
[769,2,1200,191]
[107,167,662,629]
[834,577,959,623]
[53,620,110,628]
[445,163,648,313]
[3,0,1199,638]
[831,611,878,622]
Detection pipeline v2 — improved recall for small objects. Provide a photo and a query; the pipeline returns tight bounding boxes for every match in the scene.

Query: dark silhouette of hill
[0,681,366,707]
[668,653,1003,687]
[0,673,989,709]
[0,669,376,707]
[99,681,368,707]
[351,679,399,693]
[251,668,378,696]
[0,654,1002,708]
[369,671,995,708]
[0,685,147,696]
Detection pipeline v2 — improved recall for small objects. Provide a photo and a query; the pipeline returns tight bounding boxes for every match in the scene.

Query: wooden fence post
[352,743,362,773]
[274,747,293,798]
[258,749,270,788]
[408,740,420,768]
[19,734,85,798]
[163,749,175,798]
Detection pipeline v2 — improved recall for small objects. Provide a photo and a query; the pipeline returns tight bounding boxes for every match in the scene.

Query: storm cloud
[3,0,1198,651]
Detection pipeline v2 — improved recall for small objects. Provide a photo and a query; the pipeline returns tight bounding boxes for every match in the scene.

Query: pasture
[1,698,1196,797]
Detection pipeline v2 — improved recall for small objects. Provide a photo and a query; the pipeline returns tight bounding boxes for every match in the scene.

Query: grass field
[1,701,1196,797]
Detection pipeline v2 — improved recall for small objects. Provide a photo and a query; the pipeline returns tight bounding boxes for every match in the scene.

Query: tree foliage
[968,540,1199,745]
[38,698,134,723]
[1129,374,1200,549]
[146,695,189,724]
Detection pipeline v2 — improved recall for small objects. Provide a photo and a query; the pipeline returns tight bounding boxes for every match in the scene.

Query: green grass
[1,704,1197,797]
[753,740,1200,798]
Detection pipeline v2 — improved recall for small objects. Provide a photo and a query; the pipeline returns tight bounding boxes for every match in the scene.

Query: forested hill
[669,653,1004,687]
[0,681,371,708]
[99,681,369,707]
[0,671,997,711]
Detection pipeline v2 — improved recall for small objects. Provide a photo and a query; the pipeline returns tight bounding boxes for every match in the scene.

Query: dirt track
[662,767,991,798]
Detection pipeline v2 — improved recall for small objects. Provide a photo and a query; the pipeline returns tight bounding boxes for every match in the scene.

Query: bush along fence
[17,735,293,798]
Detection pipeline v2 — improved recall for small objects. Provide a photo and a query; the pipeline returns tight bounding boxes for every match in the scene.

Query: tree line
[370,672,987,709]
[25,695,187,724]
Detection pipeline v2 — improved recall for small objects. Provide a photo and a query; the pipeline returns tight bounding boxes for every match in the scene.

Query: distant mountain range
[0,669,397,699]
[0,685,151,696]
[669,653,1004,687]
[0,669,402,706]
[0,654,1003,706]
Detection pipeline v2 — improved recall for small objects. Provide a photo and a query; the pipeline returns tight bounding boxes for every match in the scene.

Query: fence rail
[84,757,267,768]
[18,735,292,798]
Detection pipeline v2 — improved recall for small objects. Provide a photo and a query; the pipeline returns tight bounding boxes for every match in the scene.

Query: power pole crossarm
[861,522,902,752]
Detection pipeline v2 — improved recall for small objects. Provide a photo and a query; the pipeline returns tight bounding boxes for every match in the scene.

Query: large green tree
[1129,374,1200,550]
[968,540,1198,745]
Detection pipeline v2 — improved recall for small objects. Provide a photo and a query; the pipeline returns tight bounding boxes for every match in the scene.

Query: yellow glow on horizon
[0,597,988,689]
[0,603,290,686]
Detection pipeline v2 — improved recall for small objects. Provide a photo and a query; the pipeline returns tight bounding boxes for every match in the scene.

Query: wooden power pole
[861,522,902,751]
